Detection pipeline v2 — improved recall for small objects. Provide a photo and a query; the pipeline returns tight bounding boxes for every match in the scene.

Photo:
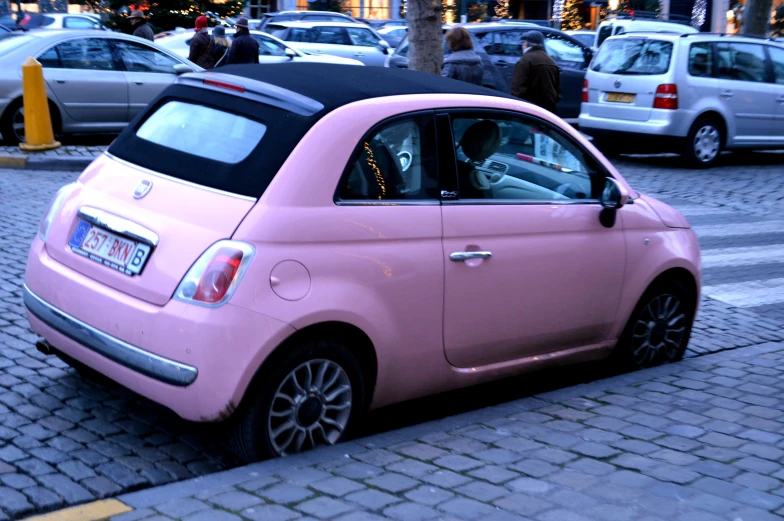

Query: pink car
[24,63,701,462]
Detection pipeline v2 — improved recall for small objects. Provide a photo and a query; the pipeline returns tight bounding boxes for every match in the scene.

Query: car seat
[456,120,502,199]
[344,138,404,200]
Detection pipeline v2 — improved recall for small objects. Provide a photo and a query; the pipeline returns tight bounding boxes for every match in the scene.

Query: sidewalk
[0,146,104,171]
[24,342,784,521]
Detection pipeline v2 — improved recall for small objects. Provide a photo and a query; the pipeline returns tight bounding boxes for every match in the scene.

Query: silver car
[0,30,200,144]
[156,28,364,66]
[264,21,391,67]
[579,33,784,167]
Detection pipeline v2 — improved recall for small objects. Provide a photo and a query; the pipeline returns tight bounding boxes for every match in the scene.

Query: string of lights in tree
[553,0,565,22]
[691,0,706,28]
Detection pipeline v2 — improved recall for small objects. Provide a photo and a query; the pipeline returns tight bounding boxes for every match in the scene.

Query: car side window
[688,42,713,77]
[38,47,61,68]
[769,46,784,85]
[54,38,115,71]
[313,27,350,45]
[717,43,767,82]
[114,40,179,73]
[346,27,379,47]
[64,16,97,29]
[544,35,585,70]
[450,113,603,202]
[395,37,409,56]
[472,31,494,54]
[496,31,523,57]
[340,116,438,202]
[255,36,287,56]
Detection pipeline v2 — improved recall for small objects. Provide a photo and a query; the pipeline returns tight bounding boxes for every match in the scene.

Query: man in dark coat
[226,17,259,65]
[129,11,154,42]
[188,15,215,69]
[510,31,561,114]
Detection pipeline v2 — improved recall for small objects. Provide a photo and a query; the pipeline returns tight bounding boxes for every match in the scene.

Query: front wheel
[229,340,365,463]
[614,279,695,370]
[683,118,723,168]
[0,100,25,145]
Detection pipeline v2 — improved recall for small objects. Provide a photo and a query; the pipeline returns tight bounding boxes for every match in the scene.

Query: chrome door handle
[778,96,784,103]
[134,82,144,85]
[720,91,734,98]
[355,52,364,57]
[54,80,66,84]
[450,251,493,262]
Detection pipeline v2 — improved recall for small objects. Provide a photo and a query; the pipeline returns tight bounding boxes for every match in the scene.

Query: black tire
[613,279,695,371]
[229,339,365,463]
[0,99,24,145]
[592,138,621,157]
[683,117,723,169]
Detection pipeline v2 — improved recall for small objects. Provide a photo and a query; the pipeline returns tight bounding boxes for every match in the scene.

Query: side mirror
[285,47,296,59]
[173,64,194,75]
[379,40,390,54]
[600,177,628,210]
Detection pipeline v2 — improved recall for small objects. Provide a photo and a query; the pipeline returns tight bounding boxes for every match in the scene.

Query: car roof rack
[679,32,779,42]
[604,10,692,24]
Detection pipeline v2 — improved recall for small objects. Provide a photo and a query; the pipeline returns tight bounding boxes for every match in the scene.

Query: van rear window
[591,38,673,75]
[136,101,266,164]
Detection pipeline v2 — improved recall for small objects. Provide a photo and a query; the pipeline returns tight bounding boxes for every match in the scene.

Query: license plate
[606,92,636,103]
[69,220,151,276]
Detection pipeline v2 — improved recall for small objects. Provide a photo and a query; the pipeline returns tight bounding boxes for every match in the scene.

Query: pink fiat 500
[24,64,701,462]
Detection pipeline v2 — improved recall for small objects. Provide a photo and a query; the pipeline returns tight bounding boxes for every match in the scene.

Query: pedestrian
[441,26,483,86]
[129,10,154,42]
[510,31,561,114]
[212,26,231,67]
[189,15,215,69]
[226,17,259,65]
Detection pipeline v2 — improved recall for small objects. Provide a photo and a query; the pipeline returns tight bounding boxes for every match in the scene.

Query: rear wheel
[229,339,365,463]
[614,279,694,370]
[0,99,25,145]
[683,118,723,168]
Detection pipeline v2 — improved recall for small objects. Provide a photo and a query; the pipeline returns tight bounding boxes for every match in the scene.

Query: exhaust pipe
[35,340,54,356]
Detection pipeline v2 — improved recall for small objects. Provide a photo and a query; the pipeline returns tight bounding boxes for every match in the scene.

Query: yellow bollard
[19,57,61,152]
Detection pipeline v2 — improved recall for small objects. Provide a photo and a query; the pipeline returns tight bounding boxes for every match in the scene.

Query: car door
[543,33,589,120]
[345,26,387,66]
[716,42,774,145]
[287,26,352,60]
[440,110,626,368]
[112,39,184,121]
[251,34,292,63]
[488,30,522,87]
[37,37,128,124]
[767,45,784,141]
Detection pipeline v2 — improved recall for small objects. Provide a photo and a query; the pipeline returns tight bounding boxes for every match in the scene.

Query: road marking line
[701,244,784,268]
[21,499,131,521]
[702,277,784,308]
[695,221,784,238]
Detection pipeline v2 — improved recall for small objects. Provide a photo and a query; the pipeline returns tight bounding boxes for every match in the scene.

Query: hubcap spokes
[12,107,25,142]
[694,125,719,162]
[268,359,352,456]
[631,294,686,366]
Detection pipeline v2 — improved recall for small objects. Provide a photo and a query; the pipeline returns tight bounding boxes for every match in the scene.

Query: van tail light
[654,84,678,110]
[38,183,77,244]
[175,241,255,307]
[582,79,589,103]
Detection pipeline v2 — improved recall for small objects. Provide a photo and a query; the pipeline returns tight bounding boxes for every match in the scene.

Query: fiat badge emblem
[133,180,153,199]
[614,79,622,89]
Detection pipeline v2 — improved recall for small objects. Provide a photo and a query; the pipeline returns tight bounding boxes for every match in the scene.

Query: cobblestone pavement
[108,341,784,521]
[0,151,783,519]
[0,146,106,158]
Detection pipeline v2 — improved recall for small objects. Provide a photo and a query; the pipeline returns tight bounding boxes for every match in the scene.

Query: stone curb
[0,153,96,172]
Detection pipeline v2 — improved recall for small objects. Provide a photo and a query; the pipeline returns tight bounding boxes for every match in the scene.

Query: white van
[595,18,698,48]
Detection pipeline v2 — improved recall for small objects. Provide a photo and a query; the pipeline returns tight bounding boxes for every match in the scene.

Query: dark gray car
[386,23,594,120]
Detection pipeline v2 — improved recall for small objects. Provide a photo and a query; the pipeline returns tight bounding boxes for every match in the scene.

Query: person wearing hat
[226,17,259,65]
[510,30,561,114]
[189,15,215,69]
[211,25,231,67]
[129,10,153,42]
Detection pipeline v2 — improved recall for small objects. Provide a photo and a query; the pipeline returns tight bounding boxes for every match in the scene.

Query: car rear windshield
[591,38,673,75]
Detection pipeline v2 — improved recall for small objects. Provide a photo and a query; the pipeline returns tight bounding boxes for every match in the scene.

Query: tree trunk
[406,0,443,75]
[740,0,773,35]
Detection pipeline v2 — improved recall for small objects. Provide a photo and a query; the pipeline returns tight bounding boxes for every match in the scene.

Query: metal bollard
[19,56,61,152]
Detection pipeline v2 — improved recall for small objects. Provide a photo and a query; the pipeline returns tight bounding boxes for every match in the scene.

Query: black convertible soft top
[107,64,509,198]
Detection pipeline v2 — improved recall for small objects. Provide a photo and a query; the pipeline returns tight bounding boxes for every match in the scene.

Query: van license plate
[606,92,636,103]
[69,220,151,276]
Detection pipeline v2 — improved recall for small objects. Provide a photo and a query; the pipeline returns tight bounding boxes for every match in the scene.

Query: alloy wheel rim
[268,359,352,456]
[693,125,719,163]
[631,294,686,367]
[12,107,25,142]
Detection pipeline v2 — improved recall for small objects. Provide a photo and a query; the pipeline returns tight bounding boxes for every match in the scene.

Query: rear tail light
[582,79,589,103]
[38,183,77,244]
[175,240,255,307]
[653,84,678,110]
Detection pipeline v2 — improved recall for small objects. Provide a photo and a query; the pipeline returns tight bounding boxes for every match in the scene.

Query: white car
[265,21,391,67]
[157,28,363,66]
[595,18,697,48]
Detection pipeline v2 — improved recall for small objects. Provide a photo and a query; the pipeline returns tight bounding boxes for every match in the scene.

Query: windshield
[591,38,673,75]
[0,34,35,56]
[597,25,613,47]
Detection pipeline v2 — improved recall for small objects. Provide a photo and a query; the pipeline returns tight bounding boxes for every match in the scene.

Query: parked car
[0,30,199,144]
[565,30,597,50]
[0,12,107,31]
[265,21,391,66]
[595,16,696,48]
[358,19,407,30]
[258,10,360,31]
[377,25,406,48]
[24,62,700,462]
[579,33,784,167]
[157,28,364,66]
[387,23,594,120]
